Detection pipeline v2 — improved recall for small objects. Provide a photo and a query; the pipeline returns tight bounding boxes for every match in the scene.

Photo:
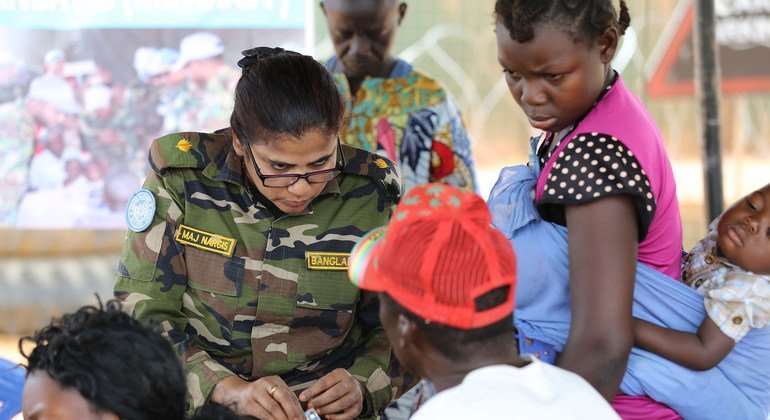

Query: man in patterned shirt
[320,0,477,193]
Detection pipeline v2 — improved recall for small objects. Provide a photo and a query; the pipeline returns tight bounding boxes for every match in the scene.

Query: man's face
[378,293,420,374]
[322,0,405,78]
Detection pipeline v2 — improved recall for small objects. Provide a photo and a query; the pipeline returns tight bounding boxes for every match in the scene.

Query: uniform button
[705,255,715,264]
[733,316,743,325]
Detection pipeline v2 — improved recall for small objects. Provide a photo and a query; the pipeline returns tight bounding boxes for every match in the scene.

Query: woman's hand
[299,368,365,420]
[211,375,305,420]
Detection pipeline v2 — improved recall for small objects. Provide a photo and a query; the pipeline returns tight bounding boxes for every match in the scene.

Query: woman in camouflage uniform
[114,47,410,420]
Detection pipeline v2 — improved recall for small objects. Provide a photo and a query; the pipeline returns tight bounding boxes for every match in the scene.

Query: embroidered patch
[125,189,156,233]
[175,224,237,257]
[176,138,192,152]
[306,252,350,271]
[374,158,388,169]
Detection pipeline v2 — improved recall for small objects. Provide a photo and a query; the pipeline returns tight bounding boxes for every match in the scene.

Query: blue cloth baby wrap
[487,164,770,419]
[0,357,25,418]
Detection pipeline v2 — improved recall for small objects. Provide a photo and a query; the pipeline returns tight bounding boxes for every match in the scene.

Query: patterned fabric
[539,133,655,240]
[114,129,411,416]
[683,221,770,342]
[0,99,34,224]
[329,58,477,193]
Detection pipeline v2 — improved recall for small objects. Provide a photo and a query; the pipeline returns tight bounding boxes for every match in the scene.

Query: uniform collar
[200,128,256,188]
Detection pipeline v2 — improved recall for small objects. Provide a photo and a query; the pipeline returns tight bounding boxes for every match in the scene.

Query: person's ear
[397,2,407,25]
[598,26,619,64]
[231,130,246,158]
[398,314,423,350]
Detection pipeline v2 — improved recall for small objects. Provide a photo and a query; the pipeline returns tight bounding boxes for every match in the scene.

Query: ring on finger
[268,384,278,397]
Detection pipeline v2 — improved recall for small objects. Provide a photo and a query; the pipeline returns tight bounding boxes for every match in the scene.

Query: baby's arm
[633,316,735,370]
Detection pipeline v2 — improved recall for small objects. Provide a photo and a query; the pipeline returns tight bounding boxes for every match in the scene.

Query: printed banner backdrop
[0,0,312,229]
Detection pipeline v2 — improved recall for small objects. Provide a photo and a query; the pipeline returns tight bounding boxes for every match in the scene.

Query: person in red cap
[348,183,618,419]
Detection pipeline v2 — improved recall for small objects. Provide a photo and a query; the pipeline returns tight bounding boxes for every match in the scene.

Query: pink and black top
[534,73,682,279]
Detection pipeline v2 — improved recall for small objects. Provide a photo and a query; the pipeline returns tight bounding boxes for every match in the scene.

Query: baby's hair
[495,0,631,43]
[19,299,186,420]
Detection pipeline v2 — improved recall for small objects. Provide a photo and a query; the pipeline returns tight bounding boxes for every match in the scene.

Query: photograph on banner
[0,0,312,229]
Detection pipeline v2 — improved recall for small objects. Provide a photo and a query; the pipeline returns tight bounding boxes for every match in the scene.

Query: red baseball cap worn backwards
[348,183,517,330]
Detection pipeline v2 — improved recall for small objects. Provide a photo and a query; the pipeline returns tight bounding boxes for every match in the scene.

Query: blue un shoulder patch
[125,189,156,233]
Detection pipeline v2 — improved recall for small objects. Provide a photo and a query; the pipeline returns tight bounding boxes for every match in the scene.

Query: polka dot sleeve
[539,132,656,240]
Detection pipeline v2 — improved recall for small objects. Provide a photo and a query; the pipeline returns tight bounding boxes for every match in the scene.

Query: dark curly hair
[494,0,631,43]
[19,300,186,420]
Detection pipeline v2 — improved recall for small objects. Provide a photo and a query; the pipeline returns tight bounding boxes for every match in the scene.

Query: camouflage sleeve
[348,290,416,417]
[113,170,234,414]
[430,95,478,193]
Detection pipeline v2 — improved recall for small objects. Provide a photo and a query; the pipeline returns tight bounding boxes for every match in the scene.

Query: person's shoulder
[148,129,229,175]
[339,144,402,203]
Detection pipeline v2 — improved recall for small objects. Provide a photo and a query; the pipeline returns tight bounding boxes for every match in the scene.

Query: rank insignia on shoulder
[374,158,389,169]
[176,138,193,152]
[126,189,156,233]
[306,252,350,271]
[175,224,237,257]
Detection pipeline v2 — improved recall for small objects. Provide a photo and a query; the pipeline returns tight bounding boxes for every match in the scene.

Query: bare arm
[559,195,637,401]
[633,316,735,370]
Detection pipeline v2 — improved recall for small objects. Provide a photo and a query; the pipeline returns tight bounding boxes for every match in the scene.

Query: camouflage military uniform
[114,129,412,417]
[0,99,34,224]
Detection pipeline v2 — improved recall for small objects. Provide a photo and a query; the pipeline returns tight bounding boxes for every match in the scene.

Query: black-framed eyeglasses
[245,137,345,188]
